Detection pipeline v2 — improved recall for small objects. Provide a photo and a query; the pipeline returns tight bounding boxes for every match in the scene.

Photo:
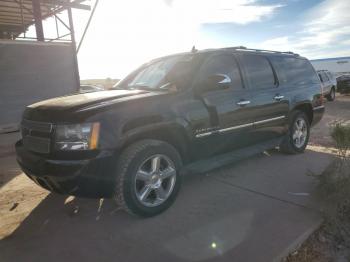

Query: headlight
[55,122,100,150]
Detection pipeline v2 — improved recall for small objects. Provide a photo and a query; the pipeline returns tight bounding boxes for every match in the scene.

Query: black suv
[16,46,324,217]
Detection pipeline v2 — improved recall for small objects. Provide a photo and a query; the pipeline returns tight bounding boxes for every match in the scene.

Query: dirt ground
[309,94,350,147]
[0,94,349,261]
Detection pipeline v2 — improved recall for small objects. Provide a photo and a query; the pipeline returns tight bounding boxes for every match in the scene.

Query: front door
[192,53,254,158]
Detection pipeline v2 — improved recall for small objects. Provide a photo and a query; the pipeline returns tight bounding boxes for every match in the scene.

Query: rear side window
[239,54,275,90]
[197,54,243,90]
[326,71,333,80]
[322,72,330,82]
[270,56,319,86]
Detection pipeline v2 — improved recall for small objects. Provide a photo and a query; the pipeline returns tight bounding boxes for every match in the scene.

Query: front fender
[116,119,193,162]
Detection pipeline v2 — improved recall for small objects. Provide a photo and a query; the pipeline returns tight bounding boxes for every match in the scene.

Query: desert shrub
[330,122,350,160]
[315,161,350,201]
[285,123,350,262]
[314,122,350,250]
[314,122,350,200]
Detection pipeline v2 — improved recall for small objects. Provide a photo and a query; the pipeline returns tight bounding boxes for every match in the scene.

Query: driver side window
[195,54,243,91]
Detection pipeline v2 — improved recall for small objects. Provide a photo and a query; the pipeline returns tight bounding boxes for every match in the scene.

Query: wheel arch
[291,102,313,124]
[118,122,192,164]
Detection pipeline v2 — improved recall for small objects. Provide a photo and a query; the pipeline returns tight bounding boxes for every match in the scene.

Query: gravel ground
[309,94,350,147]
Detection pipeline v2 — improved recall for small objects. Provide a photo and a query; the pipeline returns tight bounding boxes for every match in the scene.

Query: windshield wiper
[112,84,172,91]
[110,85,152,91]
[127,84,153,90]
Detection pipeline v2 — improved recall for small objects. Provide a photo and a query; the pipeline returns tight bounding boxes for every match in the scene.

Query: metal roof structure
[0,0,90,40]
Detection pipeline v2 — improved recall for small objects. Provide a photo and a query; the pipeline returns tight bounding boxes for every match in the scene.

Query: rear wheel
[114,139,182,217]
[280,110,310,154]
[327,87,335,101]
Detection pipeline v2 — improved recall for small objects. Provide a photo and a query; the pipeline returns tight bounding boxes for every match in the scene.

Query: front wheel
[280,110,310,154]
[114,139,182,217]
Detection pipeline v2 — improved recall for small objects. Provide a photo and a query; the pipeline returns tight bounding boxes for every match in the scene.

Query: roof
[0,0,89,39]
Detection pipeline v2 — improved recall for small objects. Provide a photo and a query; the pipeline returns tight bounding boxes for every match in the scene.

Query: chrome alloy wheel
[292,117,307,148]
[134,154,177,207]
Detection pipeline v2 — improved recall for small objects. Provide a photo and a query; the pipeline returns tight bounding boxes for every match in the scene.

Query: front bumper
[15,140,116,198]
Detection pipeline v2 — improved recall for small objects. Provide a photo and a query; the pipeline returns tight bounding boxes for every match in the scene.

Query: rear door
[236,53,289,144]
[193,53,254,157]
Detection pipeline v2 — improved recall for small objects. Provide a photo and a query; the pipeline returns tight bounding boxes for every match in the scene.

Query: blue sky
[199,0,320,45]
[69,0,350,79]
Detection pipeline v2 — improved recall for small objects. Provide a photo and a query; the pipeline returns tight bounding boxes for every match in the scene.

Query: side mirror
[203,74,231,92]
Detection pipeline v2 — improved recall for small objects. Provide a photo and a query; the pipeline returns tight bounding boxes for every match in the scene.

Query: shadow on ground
[0,132,21,188]
[0,155,22,189]
[0,149,334,262]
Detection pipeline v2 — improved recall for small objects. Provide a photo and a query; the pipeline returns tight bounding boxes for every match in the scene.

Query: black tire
[114,139,182,217]
[279,110,310,154]
[327,87,335,101]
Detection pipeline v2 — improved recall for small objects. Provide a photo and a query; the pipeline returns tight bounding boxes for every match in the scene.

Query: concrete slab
[208,148,334,210]
[0,158,325,262]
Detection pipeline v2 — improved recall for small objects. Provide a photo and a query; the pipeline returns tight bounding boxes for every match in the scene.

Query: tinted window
[321,72,329,82]
[326,71,333,80]
[270,56,319,86]
[197,54,243,90]
[239,54,275,90]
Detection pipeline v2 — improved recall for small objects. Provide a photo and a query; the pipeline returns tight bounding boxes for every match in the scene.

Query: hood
[23,89,164,122]
[28,89,149,111]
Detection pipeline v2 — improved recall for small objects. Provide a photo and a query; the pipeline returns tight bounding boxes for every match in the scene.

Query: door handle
[237,100,251,106]
[273,95,284,101]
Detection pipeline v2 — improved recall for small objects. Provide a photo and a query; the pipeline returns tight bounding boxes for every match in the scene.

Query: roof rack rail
[222,46,299,56]
[222,46,247,50]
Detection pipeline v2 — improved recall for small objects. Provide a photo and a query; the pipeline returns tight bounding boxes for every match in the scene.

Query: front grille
[21,119,53,153]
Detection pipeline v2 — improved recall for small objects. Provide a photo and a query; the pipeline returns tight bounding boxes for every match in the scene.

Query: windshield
[114,54,199,90]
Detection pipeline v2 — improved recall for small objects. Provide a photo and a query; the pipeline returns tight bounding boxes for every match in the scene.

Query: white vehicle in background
[317,70,336,101]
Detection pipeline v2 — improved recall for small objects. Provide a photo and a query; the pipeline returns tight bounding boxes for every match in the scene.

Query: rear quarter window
[270,56,319,86]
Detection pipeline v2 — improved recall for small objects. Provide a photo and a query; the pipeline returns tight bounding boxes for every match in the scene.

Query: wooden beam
[0,24,24,29]
[0,11,33,18]
[0,17,31,23]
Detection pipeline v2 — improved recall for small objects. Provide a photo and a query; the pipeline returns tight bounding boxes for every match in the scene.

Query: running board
[182,137,283,175]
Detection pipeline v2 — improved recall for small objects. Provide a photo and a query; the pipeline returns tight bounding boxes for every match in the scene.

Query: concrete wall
[0,40,78,133]
[311,57,350,76]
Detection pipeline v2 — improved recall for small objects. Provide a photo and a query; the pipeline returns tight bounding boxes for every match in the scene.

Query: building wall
[0,40,78,133]
[311,57,350,76]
